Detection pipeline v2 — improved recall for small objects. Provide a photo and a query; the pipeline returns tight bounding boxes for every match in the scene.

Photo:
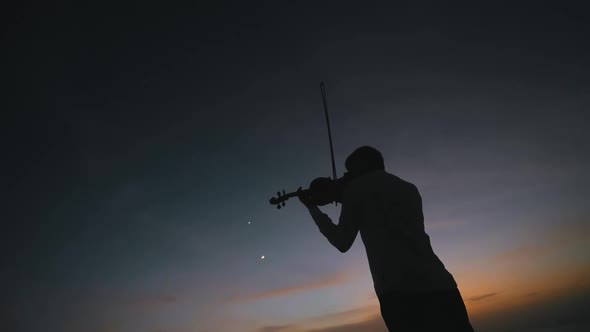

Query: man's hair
[345,146,385,175]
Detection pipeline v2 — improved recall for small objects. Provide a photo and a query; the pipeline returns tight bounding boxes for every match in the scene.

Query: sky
[3,1,590,332]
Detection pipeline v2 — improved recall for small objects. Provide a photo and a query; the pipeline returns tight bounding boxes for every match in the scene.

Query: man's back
[343,170,456,295]
[303,146,474,331]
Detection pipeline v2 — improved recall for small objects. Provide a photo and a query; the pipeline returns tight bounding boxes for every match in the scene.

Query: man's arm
[304,192,361,253]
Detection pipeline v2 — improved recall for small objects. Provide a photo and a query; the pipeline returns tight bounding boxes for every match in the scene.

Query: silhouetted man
[298,146,474,331]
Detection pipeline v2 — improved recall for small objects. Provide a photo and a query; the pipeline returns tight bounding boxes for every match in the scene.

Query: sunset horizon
[4,1,589,331]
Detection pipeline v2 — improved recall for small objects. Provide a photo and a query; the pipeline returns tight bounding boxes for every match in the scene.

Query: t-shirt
[308,169,457,295]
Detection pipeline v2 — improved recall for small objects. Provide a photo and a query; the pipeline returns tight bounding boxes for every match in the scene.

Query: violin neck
[269,188,310,207]
[280,189,308,201]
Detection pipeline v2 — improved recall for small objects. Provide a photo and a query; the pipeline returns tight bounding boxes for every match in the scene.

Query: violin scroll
[269,189,304,209]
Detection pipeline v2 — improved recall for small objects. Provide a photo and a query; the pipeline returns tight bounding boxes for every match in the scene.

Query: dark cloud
[468,292,498,302]
[471,288,590,332]
[258,325,295,332]
[307,315,387,332]
[227,272,350,303]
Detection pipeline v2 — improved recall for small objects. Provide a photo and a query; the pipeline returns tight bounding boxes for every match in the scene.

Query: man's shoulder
[363,170,404,185]
[345,170,394,194]
[342,171,421,208]
[349,170,418,194]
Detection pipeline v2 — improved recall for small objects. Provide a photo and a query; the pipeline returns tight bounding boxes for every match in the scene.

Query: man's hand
[297,187,314,208]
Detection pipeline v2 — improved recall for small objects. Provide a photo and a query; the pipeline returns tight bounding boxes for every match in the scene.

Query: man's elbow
[336,242,352,253]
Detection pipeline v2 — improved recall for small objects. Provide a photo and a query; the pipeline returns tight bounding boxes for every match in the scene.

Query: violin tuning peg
[277,205,281,209]
[281,202,286,207]
[277,191,281,197]
[282,189,286,195]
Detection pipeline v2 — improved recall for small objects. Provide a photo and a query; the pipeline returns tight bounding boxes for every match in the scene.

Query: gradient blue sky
[3,2,590,332]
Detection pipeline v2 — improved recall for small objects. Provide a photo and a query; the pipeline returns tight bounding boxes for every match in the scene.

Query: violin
[269,172,354,209]
[270,81,346,209]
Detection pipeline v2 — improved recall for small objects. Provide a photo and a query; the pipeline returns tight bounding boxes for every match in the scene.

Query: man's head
[345,146,385,176]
